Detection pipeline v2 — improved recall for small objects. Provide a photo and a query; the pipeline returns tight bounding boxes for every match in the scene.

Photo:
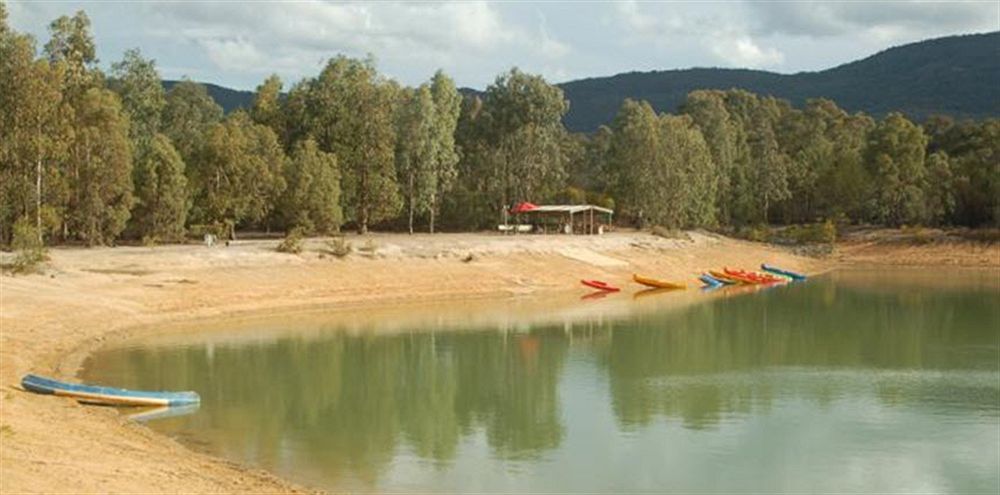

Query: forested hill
[166,31,999,131]
[558,31,999,132]
[162,80,254,114]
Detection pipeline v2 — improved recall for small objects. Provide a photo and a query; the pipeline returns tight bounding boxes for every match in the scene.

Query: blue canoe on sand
[21,374,200,407]
[699,274,724,288]
[761,264,807,281]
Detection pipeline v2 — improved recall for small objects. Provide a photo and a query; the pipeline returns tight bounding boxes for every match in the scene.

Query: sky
[7,1,999,91]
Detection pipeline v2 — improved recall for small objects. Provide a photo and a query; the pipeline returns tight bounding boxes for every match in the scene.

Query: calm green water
[83,269,1000,493]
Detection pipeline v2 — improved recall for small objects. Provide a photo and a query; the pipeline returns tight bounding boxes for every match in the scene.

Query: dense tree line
[1,6,997,250]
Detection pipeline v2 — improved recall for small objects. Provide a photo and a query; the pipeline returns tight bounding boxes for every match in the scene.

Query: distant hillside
[558,31,999,132]
[162,80,254,114]
[168,31,999,132]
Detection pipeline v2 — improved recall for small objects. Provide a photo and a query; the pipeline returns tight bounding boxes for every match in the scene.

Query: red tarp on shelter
[510,202,538,213]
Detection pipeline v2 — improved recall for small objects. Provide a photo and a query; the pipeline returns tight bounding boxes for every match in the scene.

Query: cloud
[747,1,999,40]
[711,34,785,68]
[615,1,784,69]
[145,0,568,80]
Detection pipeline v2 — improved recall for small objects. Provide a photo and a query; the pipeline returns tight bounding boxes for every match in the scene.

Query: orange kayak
[724,268,784,284]
[709,270,746,285]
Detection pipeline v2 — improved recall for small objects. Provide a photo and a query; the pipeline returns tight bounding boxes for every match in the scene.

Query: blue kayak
[21,374,200,407]
[699,273,724,288]
[761,264,807,281]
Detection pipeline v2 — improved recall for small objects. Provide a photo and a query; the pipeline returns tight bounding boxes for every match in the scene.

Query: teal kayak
[761,264,807,281]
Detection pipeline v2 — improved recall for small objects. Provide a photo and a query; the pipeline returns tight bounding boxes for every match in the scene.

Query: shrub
[10,217,47,274]
[358,238,378,253]
[650,225,688,240]
[276,227,305,254]
[326,237,352,258]
[745,224,771,243]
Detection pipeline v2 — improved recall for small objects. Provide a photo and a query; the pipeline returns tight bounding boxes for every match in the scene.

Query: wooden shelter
[503,203,613,235]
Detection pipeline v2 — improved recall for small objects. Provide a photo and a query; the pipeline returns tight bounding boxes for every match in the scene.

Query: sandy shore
[0,230,989,493]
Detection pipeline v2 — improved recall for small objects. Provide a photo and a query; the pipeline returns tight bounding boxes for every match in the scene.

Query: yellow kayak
[633,274,686,290]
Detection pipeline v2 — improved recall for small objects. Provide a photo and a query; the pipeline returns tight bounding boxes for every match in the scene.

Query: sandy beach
[0,230,994,493]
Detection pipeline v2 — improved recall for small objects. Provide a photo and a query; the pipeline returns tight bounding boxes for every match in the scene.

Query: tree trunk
[407,170,414,234]
[35,156,42,244]
[429,194,436,234]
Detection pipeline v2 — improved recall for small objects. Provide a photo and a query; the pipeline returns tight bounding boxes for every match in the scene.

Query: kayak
[21,374,200,407]
[633,274,686,290]
[761,264,807,281]
[724,268,785,284]
[581,279,620,292]
[709,270,745,285]
[699,274,724,288]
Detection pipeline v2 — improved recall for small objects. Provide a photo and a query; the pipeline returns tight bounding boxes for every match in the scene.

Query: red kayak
[724,268,784,284]
[581,279,620,292]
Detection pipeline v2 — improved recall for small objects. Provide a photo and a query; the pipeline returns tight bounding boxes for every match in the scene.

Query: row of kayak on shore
[581,264,807,293]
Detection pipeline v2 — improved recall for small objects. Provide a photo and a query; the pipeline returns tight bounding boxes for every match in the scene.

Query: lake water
[82,269,1000,493]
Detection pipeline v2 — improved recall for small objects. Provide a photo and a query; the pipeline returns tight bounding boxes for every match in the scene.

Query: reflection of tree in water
[99,328,569,485]
[600,279,998,431]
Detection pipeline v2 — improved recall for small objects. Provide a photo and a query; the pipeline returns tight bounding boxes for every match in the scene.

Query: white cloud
[711,34,785,69]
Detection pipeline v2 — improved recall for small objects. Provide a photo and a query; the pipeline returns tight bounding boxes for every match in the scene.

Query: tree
[281,138,341,234]
[251,74,284,140]
[923,151,954,226]
[0,21,68,245]
[110,48,165,149]
[864,113,928,226]
[395,85,437,234]
[44,10,99,97]
[680,90,736,223]
[460,68,569,224]
[608,100,715,228]
[427,70,462,233]
[130,133,187,242]
[607,99,662,226]
[162,80,223,169]
[191,112,285,236]
[66,88,134,245]
[304,56,400,234]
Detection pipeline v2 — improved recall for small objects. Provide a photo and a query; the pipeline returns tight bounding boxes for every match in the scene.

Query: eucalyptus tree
[192,111,286,237]
[608,100,715,228]
[0,19,68,244]
[110,49,190,241]
[607,99,660,226]
[462,68,569,219]
[162,80,223,170]
[864,112,929,226]
[427,70,462,233]
[44,10,99,98]
[130,133,187,241]
[394,84,437,234]
[251,74,284,141]
[923,151,954,225]
[66,88,134,245]
[305,56,400,234]
[680,90,737,223]
[281,137,342,234]
[110,48,165,148]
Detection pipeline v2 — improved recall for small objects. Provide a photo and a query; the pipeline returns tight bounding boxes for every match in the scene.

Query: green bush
[358,238,378,253]
[650,225,688,240]
[276,227,305,254]
[746,224,771,243]
[11,217,47,274]
[326,237,352,258]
